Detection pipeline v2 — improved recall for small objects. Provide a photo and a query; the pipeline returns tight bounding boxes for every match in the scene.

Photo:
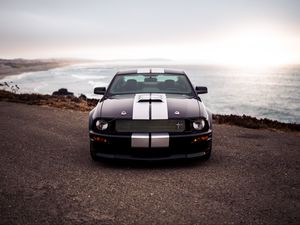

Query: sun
[177,26,300,67]
[215,29,298,66]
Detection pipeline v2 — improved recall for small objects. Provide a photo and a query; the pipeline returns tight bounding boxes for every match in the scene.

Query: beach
[0,59,77,78]
[0,101,299,225]
[0,58,98,79]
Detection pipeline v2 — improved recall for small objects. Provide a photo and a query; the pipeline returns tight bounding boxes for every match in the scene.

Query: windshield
[108,73,195,96]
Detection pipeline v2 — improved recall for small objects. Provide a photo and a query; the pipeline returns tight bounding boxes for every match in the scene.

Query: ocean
[1,62,299,123]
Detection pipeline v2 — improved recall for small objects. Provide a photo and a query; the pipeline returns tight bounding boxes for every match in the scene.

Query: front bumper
[89,131,212,160]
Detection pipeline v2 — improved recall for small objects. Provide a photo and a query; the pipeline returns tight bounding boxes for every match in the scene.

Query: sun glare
[45,27,300,67]
[171,27,300,67]
[210,29,300,66]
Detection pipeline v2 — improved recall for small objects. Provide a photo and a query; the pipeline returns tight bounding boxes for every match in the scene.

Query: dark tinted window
[108,74,194,95]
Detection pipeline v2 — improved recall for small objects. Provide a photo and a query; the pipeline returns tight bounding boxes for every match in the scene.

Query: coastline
[0,59,298,132]
[0,58,90,79]
[1,59,299,124]
[0,89,299,133]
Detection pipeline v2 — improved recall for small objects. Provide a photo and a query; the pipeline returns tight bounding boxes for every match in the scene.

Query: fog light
[201,135,209,141]
[92,136,108,143]
[191,135,209,143]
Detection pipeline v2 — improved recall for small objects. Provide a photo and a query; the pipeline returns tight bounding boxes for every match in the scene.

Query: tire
[202,140,212,161]
[90,141,99,161]
[202,148,211,160]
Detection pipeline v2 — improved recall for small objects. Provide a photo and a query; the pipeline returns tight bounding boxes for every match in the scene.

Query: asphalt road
[0,102,299,225]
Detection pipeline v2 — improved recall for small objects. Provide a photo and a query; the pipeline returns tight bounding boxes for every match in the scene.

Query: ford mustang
[89,68,212,161]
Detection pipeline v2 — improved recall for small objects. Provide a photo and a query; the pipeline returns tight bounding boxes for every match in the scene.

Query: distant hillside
[0,58,89,77]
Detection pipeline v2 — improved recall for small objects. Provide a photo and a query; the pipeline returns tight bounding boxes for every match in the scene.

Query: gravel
[0,102,299,225]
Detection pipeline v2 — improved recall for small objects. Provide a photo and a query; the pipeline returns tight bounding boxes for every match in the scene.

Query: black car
[89,68,212,161]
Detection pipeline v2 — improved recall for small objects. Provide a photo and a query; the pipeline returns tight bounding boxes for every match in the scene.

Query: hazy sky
[1,0,300,65]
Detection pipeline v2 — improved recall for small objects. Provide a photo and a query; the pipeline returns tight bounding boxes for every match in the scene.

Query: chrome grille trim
[115,120,185,133]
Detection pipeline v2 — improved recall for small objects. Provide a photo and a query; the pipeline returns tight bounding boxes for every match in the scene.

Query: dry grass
[0,90,98,111]
[213,114,299,132]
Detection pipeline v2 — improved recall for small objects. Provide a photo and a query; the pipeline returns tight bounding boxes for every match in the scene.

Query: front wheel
[202,148,211,160]
[90,141,99,161]
[202,140,212,160]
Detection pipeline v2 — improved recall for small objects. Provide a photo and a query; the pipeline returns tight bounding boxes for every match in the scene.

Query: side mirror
[195,86,208,94]
[94,87,106,95]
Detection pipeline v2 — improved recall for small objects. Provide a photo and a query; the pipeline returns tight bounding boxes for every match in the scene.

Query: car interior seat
[122,79,138,91]
[163,79,176,90]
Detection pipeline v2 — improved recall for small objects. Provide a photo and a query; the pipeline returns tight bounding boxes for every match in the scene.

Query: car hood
[95,93,208,120]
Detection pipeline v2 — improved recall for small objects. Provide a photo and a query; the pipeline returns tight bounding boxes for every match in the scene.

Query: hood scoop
[137,94,164,102]
[133,93,168,120]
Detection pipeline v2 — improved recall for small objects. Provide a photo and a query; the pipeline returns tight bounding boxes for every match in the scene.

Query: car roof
[116,68,186,75]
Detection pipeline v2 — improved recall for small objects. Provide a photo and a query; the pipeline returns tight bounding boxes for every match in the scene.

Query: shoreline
[0,58,92,79]
[0,89,299,133]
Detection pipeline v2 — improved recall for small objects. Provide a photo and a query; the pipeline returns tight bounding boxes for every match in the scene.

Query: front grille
[115,120,185,132]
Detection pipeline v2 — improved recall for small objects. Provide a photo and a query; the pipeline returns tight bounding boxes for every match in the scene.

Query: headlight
[193,119,206,130]
[95,120,108,131]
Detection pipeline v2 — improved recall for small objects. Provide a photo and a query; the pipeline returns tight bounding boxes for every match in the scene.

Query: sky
[0,0,300,65]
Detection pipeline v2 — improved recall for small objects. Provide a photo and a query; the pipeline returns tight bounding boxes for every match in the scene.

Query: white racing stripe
[132,94,150,120]
[132,93,168,120]
[137,68,150,73]
[131,93,169,148]
[151,93,168,120]
[151,68,165,73]
[137,68,165,73]
[151,133,169,148]
[131,133,150,148]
